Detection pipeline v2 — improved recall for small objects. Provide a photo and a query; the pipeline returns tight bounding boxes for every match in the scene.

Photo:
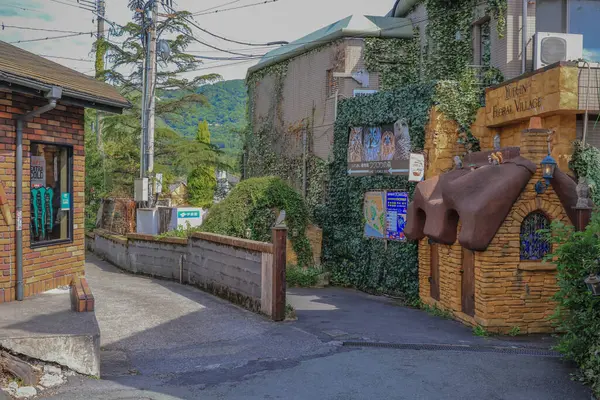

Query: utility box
[134,178,149,202]
[136,208,158,235]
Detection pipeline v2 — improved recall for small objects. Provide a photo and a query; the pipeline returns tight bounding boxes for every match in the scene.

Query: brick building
[0,41,129,303]
[405,62,595,334]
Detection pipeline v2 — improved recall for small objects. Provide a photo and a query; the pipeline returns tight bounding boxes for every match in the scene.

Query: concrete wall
[91,230,280,318]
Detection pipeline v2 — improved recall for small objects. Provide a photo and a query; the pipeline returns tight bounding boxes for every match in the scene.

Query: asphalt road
[41,255,591,399]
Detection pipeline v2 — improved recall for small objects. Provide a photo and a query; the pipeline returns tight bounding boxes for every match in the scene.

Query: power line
[190,0,242,15]
[1,4,48,14]
[165,3,286,48]
[171,24,265,58]
[9,31,93,44]
[192,0,280,16]
[46,0,95,12]
[37,54,94,62]
[1,24,91,35]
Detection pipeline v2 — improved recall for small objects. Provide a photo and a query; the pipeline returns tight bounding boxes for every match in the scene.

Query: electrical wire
[9,31,94,44]
[189,0,242,15]
[37,54,94,62]
[165,3,280,47]
[46,0,95,12]
[170,24,265,57]
[192,0,280,16]
[0,4,48,14]
[1,24,94,35]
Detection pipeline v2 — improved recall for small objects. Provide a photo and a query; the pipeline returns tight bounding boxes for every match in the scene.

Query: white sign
[409,153,425,182]
[30,156,46,188]
[353,89,378,97]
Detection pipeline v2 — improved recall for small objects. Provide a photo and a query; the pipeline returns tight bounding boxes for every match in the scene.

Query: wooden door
[430,244,440,301]
[461,248,475,317]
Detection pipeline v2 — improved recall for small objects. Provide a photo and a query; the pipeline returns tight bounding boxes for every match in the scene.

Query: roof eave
[0,71,131,114]
[246,19,414,78]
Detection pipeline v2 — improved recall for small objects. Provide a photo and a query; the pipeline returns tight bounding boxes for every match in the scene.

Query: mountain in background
[161,79,247,170]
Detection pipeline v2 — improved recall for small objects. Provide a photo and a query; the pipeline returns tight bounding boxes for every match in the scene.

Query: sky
[0,0,395,81]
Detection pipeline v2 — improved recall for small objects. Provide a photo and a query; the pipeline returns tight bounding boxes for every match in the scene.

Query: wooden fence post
[271,225,287,321]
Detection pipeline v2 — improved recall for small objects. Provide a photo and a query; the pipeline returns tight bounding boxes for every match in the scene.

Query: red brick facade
[0,89,85,302]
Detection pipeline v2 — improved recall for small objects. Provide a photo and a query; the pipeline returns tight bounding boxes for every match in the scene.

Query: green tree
[86,2,223,201]
[187,121,217,207]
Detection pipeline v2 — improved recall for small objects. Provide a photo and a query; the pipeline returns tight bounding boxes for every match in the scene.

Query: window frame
[29,141,74,249]
[519,210,551,262]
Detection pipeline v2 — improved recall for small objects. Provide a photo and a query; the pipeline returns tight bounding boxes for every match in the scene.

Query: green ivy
[322,83,437,301]
[435,70,482,154]
[570,140,600,206]
[546,214,600,396]
[486,0,508,39]
[364,29,421,90]
[202,176,313,268]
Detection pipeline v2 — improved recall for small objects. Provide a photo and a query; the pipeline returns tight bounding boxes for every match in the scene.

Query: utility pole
[141,0,158,205]
[95,0,106,150]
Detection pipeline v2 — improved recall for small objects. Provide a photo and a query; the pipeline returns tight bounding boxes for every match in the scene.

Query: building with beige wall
[246,15,413,191]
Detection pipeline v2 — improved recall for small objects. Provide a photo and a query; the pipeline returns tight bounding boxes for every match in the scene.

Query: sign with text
[30,156,46,188]
[364,191,386,239]
[61,192,70,211]
[177,210,200,219]
[408,153,425,182]
[386,192,408,241]
[348,120,411,176]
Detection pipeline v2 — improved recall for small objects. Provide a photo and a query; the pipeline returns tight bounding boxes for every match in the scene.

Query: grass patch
[285,303,297,320]
[473,325,490,337]
[508,326,521,336]
[286,265,323,288]
[421,302,453,319]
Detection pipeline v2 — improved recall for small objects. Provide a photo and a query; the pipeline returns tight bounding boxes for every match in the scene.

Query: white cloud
[2,0,395,79]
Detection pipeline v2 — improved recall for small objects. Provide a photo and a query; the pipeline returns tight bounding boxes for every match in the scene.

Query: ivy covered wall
[321,83,436,300]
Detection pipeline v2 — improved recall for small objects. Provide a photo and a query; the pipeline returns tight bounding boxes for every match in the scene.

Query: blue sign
[61,192,70,211]
[177,210,200,219]
[386,192,408,241]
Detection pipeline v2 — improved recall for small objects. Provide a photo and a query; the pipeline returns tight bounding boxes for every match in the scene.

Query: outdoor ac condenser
[534,32,583,70]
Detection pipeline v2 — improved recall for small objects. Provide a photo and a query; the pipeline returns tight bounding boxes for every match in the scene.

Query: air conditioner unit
[534,32,583,70]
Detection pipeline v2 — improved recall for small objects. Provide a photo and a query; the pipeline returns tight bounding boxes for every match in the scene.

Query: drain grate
[342,341,562,357]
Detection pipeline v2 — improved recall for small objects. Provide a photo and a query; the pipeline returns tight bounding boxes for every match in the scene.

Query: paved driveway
[44,257,591,399]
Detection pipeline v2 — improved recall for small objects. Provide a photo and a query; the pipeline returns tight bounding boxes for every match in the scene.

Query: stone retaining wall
[89,229,284,319]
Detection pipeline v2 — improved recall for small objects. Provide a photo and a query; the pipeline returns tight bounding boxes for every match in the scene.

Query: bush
[286,265,323,287]
[202,176,313,267]
[547,212,600,396]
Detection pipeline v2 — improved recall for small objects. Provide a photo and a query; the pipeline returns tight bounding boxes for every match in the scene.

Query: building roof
[247,15,414,75]
[405,148,579,251]
[0,41,130,112]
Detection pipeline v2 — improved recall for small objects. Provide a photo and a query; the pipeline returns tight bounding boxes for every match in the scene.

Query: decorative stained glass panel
[520,211,550,261]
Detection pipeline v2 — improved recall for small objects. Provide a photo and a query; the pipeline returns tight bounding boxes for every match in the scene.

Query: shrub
[547,212,600,396]
[201,176,313,267]
[286,265,323,287]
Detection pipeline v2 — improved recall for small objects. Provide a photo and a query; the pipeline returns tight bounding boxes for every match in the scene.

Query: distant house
[167,181,188,206]
[245,15,413,190]
[0,40,129,302]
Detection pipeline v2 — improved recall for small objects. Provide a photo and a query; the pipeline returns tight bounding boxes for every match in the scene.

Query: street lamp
[585,272,600,296]
[535,154,557,195]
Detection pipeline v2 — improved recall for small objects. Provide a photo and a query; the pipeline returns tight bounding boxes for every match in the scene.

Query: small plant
[421,303,453,319]
[285,303,297,320]
[473,325,490,337]
[286,265,323,288]
[158,221,201,239]
[508,326,521,336]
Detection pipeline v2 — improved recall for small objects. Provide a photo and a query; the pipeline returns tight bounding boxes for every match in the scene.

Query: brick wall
[419,113,575,333]
[0,89,85,303]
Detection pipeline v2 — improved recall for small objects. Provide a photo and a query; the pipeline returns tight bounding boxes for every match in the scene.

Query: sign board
[175,207,204,230]
[30,156,46,188]
[61,192,70,211]
[408,153,425,182]
[177,210,200,219]
[347,120,411,176]
[353,89,378,97]
[386,192,408,241]
[363,192,386,239]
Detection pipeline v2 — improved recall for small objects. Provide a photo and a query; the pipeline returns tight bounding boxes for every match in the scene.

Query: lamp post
[535,154,557,194]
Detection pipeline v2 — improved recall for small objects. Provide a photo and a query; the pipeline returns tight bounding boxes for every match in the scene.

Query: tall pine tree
[187,121,217,207]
